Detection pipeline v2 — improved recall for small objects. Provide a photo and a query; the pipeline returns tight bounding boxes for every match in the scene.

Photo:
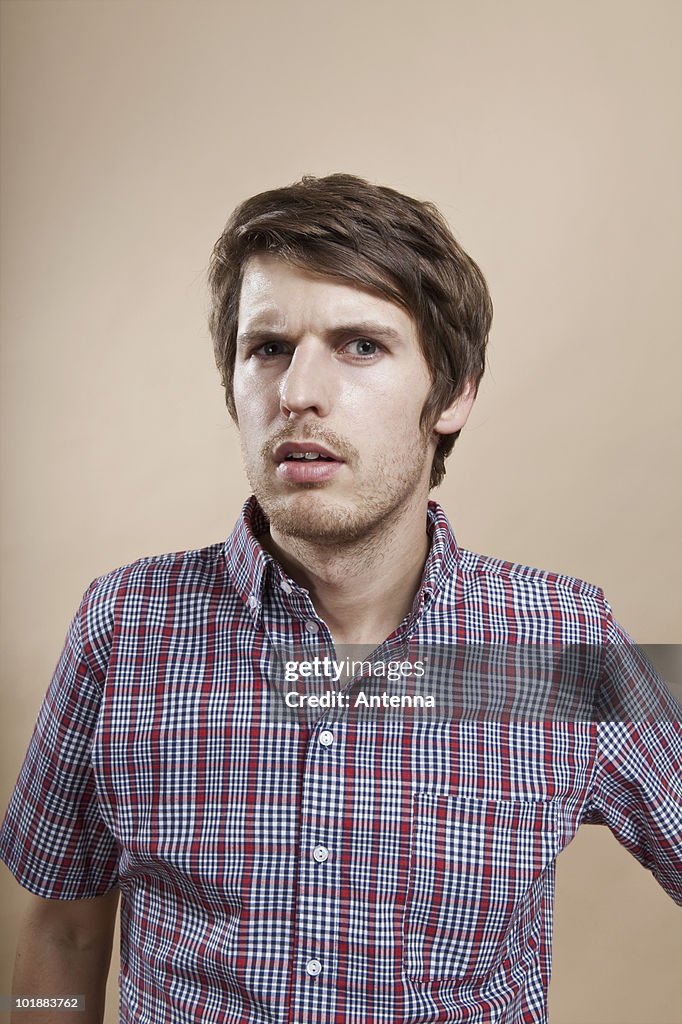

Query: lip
[277,459,344,484]
[274,441,342,463]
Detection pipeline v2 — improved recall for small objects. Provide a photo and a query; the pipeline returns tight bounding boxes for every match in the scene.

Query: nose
[279,339,334,419]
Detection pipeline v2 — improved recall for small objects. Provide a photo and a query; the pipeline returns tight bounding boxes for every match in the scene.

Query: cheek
[358,379,428,434]
[233,368,277,421]
[347,369,428,416]
[346,391,428,467]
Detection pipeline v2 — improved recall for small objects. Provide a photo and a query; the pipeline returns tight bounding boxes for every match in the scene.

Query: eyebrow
[236,320,405,348]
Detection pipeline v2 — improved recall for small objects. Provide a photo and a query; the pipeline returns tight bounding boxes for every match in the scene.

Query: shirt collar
[223,495,460,622]
[420,498,461,609]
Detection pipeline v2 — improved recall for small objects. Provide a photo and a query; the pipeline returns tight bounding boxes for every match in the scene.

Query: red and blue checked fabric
[1,497,680,1023]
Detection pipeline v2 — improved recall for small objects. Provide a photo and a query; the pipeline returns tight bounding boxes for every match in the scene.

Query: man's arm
[10,888,120,1024]
[584,597,682,904]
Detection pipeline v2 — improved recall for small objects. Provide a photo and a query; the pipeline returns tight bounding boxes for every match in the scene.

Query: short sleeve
[583,595,682,905]
[0,581,119,898]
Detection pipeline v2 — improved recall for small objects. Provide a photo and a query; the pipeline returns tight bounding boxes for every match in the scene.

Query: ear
[432,379,477,438]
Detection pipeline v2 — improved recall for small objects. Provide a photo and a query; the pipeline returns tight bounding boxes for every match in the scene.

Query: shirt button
[280,580,293,595]
[305,958,322,977]
[318,730,334,747]
[304,619,320,634]
[312,845,329,863]
[248,595,258,609]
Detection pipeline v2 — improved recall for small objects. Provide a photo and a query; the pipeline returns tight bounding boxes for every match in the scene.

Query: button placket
[290,714,345,1012]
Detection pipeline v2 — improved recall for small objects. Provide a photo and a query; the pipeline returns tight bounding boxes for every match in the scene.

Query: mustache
[262,426,357,463]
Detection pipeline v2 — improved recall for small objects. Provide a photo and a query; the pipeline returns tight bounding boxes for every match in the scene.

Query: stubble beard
[242,430,432,547]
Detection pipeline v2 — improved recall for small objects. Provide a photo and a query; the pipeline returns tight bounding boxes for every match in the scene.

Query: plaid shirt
[1,497,680,1024]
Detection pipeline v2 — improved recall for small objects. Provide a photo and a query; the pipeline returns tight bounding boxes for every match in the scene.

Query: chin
[259,490,382,544]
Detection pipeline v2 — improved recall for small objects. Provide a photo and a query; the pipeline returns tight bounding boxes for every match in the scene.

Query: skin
[10,889,119,1024]
[233,253,475,647]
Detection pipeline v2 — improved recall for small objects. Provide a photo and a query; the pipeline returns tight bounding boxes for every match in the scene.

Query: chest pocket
[402,793,561,982]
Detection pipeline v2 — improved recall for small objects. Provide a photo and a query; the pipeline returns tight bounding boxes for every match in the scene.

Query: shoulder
[447,546,608,642]
[458,546,602,600]
[85,539,227,603]
[77,540,229,669]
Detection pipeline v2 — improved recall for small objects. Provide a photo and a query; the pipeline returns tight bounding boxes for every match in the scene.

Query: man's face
[233,253,441,544]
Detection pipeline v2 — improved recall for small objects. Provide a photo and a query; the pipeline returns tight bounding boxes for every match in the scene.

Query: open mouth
[275,442,343,464]
[284,452,336,461]
[275,442,344,483]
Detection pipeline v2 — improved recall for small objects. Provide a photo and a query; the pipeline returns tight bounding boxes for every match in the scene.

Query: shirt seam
[584,585,609,813]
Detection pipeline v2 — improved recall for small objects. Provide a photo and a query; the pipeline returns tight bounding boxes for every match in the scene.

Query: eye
[253,340,289,359]
[345,338,380,358]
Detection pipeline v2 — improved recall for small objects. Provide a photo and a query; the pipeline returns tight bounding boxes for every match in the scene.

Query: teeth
[286,452,331,461]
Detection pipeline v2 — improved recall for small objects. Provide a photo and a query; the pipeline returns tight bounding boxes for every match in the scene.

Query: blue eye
[347,338,378,357]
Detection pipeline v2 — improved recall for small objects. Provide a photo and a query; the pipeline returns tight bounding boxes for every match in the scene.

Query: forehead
[238,253,417,337]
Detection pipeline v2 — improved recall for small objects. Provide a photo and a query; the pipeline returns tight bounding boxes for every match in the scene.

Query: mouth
[273,441,345,485]
[274,442,343,464]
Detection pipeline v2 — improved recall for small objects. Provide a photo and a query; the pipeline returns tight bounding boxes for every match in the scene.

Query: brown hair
[208,173,493,489]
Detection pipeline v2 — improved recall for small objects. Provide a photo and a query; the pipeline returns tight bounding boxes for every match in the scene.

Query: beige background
[1,1,680,1021]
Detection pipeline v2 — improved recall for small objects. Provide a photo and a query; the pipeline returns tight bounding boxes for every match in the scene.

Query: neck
[261,496,432,648]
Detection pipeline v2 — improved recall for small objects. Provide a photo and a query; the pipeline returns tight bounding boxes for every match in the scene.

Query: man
[1,174,680,1024]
